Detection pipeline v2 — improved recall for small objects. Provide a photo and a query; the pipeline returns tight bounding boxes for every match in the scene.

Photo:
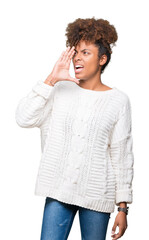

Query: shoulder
[110,88,133,122]
[112,88,133,124]
[114,87,132,108]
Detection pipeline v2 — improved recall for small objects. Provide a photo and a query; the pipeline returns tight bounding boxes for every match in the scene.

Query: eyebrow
[74,48,91,52]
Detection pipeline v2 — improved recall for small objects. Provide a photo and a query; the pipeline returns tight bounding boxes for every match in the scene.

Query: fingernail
[111,231,115,234]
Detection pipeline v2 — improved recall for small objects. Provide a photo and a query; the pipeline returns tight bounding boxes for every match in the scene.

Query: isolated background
[0,0,148,239]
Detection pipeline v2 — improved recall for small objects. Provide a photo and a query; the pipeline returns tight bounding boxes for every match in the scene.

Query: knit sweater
[15,79,134,213]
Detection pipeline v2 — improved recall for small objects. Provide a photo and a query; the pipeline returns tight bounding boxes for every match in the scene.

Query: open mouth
[75,65,84,73]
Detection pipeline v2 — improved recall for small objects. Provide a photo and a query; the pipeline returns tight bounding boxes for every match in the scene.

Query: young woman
[15,17,134,240]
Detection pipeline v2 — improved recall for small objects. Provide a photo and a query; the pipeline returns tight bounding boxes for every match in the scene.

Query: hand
[111,212,128,239]
[50,46,80,84]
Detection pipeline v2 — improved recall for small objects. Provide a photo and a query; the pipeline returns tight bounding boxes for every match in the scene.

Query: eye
[84,51,88,55]
[73,51,77,57]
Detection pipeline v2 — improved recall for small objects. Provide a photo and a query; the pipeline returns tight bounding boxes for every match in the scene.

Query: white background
[0,0,148,239]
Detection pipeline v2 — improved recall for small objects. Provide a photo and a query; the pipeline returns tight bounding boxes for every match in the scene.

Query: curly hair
[65,17,118,73]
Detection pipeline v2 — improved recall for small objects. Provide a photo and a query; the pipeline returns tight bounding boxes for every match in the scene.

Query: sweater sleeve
[109,96,134,206]
[15,80,57,128]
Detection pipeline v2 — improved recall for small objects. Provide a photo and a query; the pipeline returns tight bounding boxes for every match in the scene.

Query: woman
[15,17,134,240]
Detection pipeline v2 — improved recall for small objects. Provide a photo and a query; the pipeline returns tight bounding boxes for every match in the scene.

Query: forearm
[15,80,55,128]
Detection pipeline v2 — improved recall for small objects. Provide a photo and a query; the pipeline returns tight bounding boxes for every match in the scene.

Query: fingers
[57,46,70,62]
[63,46,75,64]
[58,46,70,62]
[58,50,66,62]
[111,227,125,239]
[111,223,117,239]
[61,46,71,62]
[65,46,75,64]
[58,46,75,63]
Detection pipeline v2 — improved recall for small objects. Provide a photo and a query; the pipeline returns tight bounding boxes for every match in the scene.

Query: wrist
[44,73,58,86]
[118,206,129,215]
[119,202,127,208]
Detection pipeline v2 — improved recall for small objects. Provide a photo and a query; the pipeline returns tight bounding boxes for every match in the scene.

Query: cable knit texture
[15,80,134,213]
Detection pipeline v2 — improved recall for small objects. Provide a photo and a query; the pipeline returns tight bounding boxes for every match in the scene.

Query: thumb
[68,77,80,84]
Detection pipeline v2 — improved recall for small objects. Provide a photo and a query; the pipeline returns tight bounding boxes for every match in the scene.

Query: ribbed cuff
[32,80,54,100]
[115,189,133,206]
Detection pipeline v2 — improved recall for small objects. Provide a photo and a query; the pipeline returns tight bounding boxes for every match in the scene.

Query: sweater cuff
[32,80,54,100]
[115,189,133,206]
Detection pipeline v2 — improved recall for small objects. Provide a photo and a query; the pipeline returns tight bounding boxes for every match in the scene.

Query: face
[72,40,106,81]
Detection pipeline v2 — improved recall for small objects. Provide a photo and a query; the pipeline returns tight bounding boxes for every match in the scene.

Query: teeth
[75,65,83,69]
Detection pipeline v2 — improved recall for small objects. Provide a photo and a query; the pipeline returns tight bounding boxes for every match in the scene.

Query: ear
[99,54,107,66]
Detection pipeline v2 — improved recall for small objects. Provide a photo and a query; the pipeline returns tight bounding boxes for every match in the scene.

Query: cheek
[85,58,99,71]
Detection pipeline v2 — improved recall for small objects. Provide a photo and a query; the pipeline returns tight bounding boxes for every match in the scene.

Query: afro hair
[65,17,118,73]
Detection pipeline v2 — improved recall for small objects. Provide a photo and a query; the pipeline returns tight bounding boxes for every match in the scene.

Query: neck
[78,72,105,91]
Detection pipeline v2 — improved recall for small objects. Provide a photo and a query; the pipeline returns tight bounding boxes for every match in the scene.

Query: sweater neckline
[74,83,117,94]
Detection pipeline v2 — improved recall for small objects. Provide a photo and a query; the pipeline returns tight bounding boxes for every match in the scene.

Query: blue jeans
[40,197,111,240]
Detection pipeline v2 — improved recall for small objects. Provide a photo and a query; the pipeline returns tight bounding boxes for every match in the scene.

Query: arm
[15,74,58,128]
[15,46,79,128]
[109,96,134,206]
[15,46,79,129]
[110,97,134,239]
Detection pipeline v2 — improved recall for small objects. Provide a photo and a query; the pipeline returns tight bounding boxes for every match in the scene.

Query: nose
[73,52,82,62]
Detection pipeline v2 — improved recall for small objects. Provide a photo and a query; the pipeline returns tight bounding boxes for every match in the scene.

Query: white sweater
[15,80,134,213]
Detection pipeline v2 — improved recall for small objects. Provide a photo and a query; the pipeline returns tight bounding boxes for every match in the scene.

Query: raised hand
[47,46,80,85]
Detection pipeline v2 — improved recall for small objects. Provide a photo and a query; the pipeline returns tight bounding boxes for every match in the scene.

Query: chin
[75,73,86,79]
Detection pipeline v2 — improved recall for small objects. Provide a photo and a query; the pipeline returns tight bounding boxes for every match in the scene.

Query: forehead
[75,40,97,51]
